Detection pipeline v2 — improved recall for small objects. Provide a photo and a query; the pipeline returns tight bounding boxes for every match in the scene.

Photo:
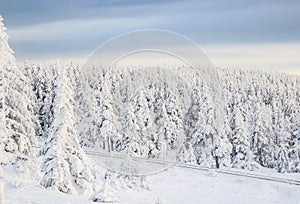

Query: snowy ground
[2,164,300,204]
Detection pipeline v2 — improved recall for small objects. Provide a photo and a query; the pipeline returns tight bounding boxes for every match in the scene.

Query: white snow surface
[2,164,300,204]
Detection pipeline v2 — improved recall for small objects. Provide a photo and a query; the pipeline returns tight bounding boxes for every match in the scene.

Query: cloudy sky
[1,0,299,73]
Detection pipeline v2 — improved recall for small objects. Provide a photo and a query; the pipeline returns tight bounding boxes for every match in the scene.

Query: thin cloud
[204,42,300,73]
[1,0,300,73]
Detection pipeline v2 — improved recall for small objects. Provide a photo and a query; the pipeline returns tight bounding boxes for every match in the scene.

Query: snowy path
[86,150,300,186]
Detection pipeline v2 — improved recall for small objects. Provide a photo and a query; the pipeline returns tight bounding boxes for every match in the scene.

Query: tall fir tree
[41,64,94,194]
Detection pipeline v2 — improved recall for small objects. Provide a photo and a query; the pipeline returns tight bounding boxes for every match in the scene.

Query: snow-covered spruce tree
[275,116,292,173]
[185,86,213,167]
[117,99,141,154]
[230,103,257,170]
[289,108,300,172]
[150,84,183,159]
[0,16,13,158]
[75,68,102,148]
[162,87,183,149]
[0,16,36,163]
[185,83,231,168]
[214,112,232,168]
[222,75,236,168]
[79,67,123,152]
[209,86,232,168]
[4,64,38,155]
[0,16,14,64]
[250,103,275,168]
[40,64,95,194]
[97,83,119,152]
[133,89,155,156]
[76,66,116,150]
[73,64,96,147]
[28,62,56,140]
[116,80,152,156]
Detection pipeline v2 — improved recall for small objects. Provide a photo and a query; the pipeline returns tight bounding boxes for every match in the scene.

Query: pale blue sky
[0,0,299,73]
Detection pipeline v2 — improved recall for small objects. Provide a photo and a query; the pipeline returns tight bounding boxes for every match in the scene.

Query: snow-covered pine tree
[76,70,101,148]
[0,16,14,64]
[214,115,232,168]
[163,87,183,149]
[76,66,113,150]
[250,103,275,168]
[277,138,290,173]
[0,16,13,159]
[230,103,256,170]
[185,85,216,167]
[98,83,119,153]
[118,100,142,155]
[221,74,236,168]
[40,64,94,194]
[116,82,152,157]
[0,16,36,163]
[134,89,155,156]
[73,64,96,148]
[151,84,183,159]
[29,62,56,140]
[289,111,300,172]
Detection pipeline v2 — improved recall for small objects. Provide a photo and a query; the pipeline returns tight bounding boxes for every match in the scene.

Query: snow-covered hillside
[0,15,300,203]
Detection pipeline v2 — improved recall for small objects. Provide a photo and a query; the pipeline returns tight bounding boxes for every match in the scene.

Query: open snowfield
[2,164,300,204]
